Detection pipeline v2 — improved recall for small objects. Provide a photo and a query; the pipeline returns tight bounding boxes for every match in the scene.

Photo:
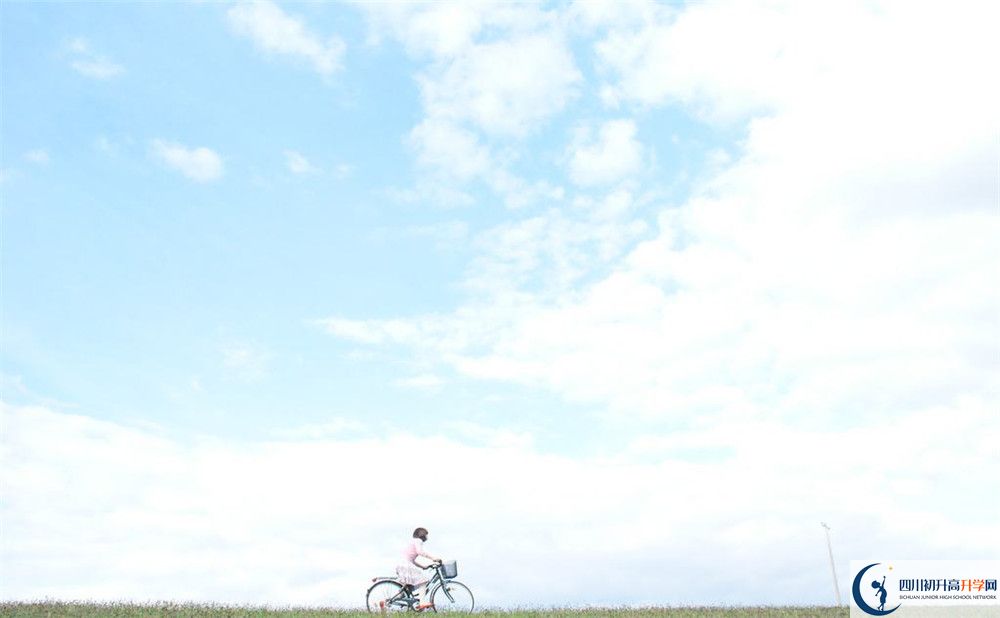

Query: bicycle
[366,560,474,613]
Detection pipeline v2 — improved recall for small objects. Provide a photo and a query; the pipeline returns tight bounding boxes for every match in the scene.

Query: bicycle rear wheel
[366,580,408,613]
[430,580,474,612]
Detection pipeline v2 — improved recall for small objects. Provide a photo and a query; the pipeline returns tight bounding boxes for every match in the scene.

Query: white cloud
[71,58,125,80]
[393,373,445,391]
[150,140,223,183]
[360,2,488,58]
[464,204,648,297]
[319,317,427,347]
[593,1,803,117]
[94,135,134,155]
[227,1,346,76]
[446,420,533,449]
[284,149,319,175]
[68,37,89,54]
[23,149,50,165]
[567,119,644,186]
[275,418,365,440]
[66,38,124,80]
[407,119,492,181]
[406,118,567,209]
[360,2,550,60]
[418,30,582,137]
[366,4,581,209]
[323,0,998,440]
[568,0,665,32]
[3,402,996,606]
[221,343,269,381]
[94,136,114,154]
[333,163,354,178]
[394,221,470,251]
[384,183,476,210]
[594,1,1000,124]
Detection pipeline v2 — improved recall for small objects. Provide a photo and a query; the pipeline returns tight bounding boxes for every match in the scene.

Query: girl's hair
[413,527,429,538]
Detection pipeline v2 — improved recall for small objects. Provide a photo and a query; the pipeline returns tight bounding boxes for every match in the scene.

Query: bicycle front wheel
[366,580,407,613]
[430,580,474,613]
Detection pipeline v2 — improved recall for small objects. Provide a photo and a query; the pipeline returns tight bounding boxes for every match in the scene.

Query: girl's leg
[415,581,432,609]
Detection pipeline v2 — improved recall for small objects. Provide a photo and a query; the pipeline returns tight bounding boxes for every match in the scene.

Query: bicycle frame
[377,563,453,610]
[426,565,454,602]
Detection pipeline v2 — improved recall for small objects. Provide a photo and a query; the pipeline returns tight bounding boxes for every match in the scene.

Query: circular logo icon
[852,562,901,616]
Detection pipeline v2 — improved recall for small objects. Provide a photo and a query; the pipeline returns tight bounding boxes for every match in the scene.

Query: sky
[1,0,998,608]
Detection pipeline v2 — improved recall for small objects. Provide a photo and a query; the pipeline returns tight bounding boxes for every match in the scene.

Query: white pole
[821,522,842,606]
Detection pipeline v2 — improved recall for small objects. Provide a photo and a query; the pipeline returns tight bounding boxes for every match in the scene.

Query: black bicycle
[366,561,474,613]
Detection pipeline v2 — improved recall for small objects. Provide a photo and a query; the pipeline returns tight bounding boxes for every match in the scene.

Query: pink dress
[395,538,428,586]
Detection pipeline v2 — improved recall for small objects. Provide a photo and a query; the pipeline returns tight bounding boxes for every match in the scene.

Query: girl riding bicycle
[366,528,473,612]
[396,527,441,610]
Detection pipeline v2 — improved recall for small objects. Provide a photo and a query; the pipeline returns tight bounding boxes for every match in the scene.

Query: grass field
[0,604,849,618]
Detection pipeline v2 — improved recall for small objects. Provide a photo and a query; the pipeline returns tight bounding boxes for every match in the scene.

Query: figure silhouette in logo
[872,575,888,611]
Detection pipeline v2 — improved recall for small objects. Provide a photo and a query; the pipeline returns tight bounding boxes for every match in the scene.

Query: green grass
[0,604,848,618]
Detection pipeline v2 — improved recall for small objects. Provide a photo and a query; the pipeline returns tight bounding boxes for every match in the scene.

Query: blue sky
[3,1,727,450]
[2,0,998,608]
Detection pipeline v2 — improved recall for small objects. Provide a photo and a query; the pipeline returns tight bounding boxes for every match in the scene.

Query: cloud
[324,1,998,423]
[393,373,445,391]
[221,342,269,381]
[94,135,134,155]
[23,149,50,165]
[150,140,223,183]
[94,136,114,154]
[387,221,469,251]
[568,0,665,32]
[66,37,124,80]
[405,118,567,209]
[417,30,582,137]
[407,119,492,181]
[594,1,1000,124]
[567,119,644,186]
[284,150,319,175]
[366,3,581,208]
[360,1,546,60]
[71,58,125,80]
[3,402,996,606]
[275,418,366,440]
[461,201,648,297]
[384,183,476,209]
[319,317,427,347]
[446,420,533,449]
[228,1,346,76]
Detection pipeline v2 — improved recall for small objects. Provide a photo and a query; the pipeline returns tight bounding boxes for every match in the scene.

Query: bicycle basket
[441,561,458,579]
